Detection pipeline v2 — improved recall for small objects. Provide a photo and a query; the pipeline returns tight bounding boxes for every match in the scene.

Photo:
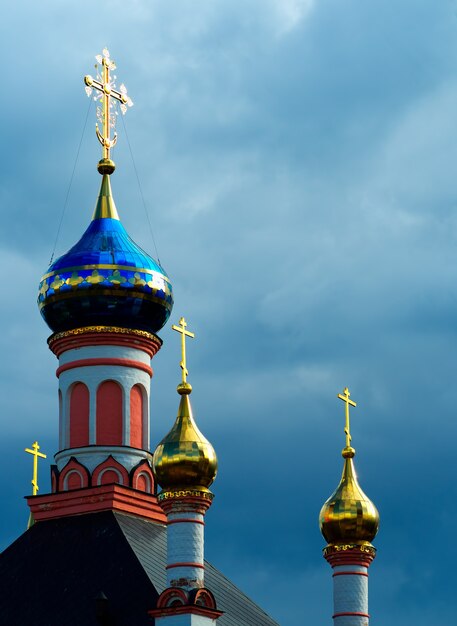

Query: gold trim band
[158,489,214,502]
[41,264,170,282]
[48,325,162,345]
[323,543,376,557]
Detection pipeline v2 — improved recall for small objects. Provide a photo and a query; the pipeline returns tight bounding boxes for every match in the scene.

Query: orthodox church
[0,50,379,626]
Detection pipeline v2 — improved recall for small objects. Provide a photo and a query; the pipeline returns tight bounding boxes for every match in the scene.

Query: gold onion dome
[319,388,379,546]
[319,446,379,546]
[152,382,218,493]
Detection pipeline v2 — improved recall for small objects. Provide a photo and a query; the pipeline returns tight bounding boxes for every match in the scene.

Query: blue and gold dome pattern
[38,175,173,334]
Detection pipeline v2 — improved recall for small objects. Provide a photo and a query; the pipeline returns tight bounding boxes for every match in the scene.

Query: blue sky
[1,1,457,624]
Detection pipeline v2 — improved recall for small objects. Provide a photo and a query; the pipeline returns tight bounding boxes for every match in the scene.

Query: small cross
[84,48,133,163]
[172,317,195,384]
[25,441,47,496]
[337,387,357,448]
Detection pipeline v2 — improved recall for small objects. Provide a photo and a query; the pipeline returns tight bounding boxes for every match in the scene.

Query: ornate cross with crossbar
[84,48,133,164]
[337,387,357,448]
[172,317,195,384]
[25,441,47,496]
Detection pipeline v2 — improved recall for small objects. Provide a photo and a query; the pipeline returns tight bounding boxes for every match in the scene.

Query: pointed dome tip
[92,173,119,220]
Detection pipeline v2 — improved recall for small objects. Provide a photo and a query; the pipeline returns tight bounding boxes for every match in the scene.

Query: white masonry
[331,562,370,626]
[166,505,205,589]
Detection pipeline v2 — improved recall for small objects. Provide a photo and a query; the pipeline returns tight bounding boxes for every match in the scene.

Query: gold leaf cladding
[129,272,146,287]
[66,272,84,289]
[108,269,126,285]
[39,281,49,296]
[86,269,106,285]
[50,275,65,291]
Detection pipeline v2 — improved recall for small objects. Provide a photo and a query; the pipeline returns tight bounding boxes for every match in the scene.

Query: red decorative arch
[96,381,123,445]
[154,587,218,611]
[70,382,90,448]
[58,457,90,492]
[66,471,84,490]
[191,589,217,609]
[92,456,129,487]
[156,588,188,609]
[130,460,154,493]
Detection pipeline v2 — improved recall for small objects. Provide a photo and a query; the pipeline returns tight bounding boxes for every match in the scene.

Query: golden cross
[25,441,47,496]
[337,387,357,448]
[172,317,195,384]
[84,48,133,164]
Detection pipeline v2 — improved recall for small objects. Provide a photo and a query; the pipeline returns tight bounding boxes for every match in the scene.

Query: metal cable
[120,112,161,265]
[49,97,93,265]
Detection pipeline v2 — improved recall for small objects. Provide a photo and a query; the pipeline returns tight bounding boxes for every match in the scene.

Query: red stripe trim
[333,612,370,619]
[333,571,368,578]
[167,518,205,526]
[56,358,152,378]
[49,330,161,359]
[166,562,205,570]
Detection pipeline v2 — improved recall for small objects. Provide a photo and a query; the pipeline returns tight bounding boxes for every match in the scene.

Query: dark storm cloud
[1,1,457,625]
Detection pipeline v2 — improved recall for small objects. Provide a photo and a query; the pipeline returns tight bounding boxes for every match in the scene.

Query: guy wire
[120,112,161,265]
[49,97,93,265]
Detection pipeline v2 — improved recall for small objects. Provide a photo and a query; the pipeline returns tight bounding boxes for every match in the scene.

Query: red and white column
[149,492,222,624]
[161,495,212,590]
[48,327,161,491]
[324,546,376,626]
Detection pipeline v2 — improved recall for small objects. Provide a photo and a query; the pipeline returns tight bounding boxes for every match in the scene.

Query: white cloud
[270,0,315,36]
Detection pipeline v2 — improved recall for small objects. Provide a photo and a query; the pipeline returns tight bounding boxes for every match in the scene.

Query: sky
[1,0,457,624]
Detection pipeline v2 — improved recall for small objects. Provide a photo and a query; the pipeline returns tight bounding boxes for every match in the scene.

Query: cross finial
[25,441,47,497]
[337,387,357,448]
[84,48,133,174]
[172,317,195,384]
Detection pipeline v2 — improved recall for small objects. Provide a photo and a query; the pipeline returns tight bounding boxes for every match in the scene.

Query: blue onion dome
[38,174,173,334]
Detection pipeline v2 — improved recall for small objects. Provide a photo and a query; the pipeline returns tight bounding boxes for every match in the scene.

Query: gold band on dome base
[48,325,162,346]
[158,489,214,502]
[41,264,171,283]
[323,543,376,558]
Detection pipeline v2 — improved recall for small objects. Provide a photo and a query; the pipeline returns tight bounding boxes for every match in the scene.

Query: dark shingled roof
[0,511,279,626]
